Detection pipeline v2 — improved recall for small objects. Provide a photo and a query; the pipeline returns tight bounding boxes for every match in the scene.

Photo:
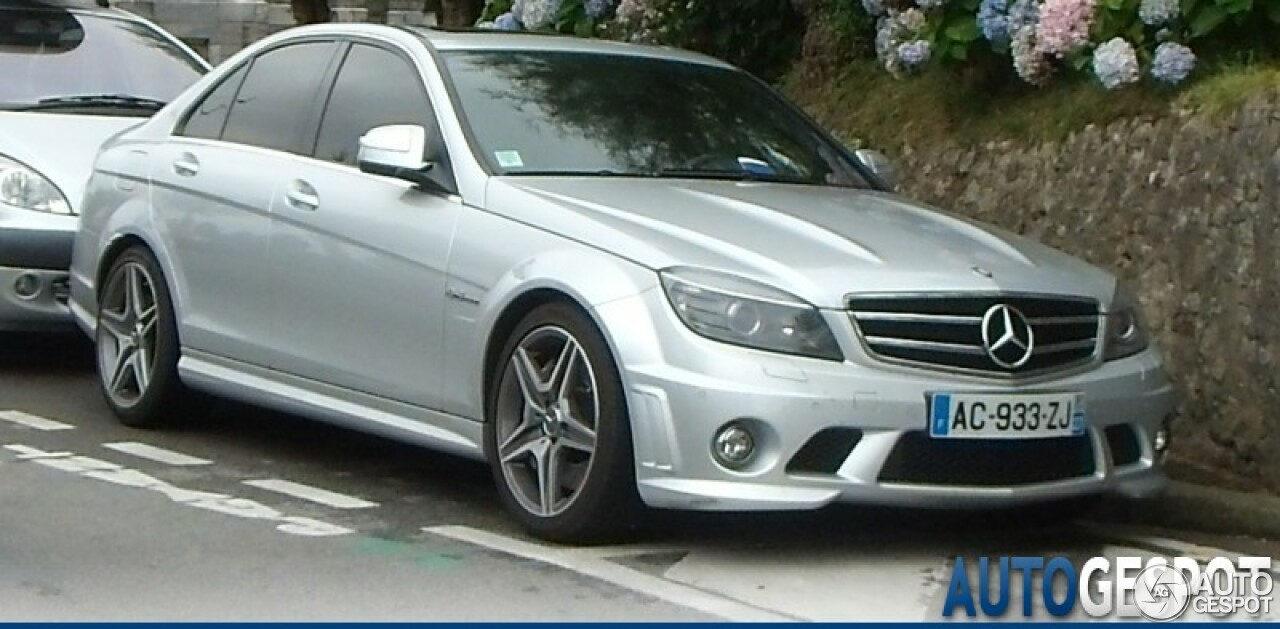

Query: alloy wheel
[97,261,160,408]
[495,325,600,518]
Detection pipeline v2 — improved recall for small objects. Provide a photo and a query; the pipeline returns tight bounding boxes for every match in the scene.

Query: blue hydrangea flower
[584,0,613,18]
[1151,42,1196,84]
[515,0,560,29]
[915,0,946,10]
[862,0,886,16]
[1007,0,1039,33]
[897,40,932,68]
[493,11,521,29]
[1093,37,1140,90]
[1138,0,1178,25]
[977,0,1011,45]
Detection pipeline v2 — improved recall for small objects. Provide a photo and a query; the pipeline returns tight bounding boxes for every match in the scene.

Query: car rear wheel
[95,247,186,427]
[485,302,640,543]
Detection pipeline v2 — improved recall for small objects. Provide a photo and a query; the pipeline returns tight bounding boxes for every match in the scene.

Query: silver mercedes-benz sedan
[0,0,207,331]
[70,23,1176,542]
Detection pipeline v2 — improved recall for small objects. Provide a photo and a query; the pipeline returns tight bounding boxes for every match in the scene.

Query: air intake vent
[786,428,863,475]
[1105,424,1142,466]
[878,431,1096,486]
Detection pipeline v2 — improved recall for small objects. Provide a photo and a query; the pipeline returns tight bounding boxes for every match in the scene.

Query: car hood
[0,112,145,212]
[490,177,1117,309]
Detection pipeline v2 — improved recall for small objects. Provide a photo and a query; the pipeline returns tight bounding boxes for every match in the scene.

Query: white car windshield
[0,6,205,110]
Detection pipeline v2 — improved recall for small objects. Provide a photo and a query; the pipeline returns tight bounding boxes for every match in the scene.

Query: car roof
[0,0,140,19]
[274,22,734,70]
[412,27,732,67]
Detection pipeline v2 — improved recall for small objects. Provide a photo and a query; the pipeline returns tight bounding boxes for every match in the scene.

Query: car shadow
[0,331,95,373]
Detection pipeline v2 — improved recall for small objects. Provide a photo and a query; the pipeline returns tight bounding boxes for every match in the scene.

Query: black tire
[94,246,187,428]
[484,301,641,544]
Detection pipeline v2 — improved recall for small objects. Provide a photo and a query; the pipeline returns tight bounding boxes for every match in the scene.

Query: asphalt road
[1,332,1275,622]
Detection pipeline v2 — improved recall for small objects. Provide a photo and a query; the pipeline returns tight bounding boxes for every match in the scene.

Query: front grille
[847,294,1100,377]
[786,428,863,475]
[878,431,1096,486]
[1105,424,1142,466]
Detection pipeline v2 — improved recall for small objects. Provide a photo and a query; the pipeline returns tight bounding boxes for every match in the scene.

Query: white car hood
[491,177,1117,309]
[0,111,146,212]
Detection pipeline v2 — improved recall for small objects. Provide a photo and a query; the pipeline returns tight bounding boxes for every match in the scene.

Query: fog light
[713,423,755,469]
[13,273,40,300]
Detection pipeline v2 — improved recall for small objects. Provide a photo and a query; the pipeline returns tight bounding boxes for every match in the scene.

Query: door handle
[172,152,200,177]
[285,180,320,211]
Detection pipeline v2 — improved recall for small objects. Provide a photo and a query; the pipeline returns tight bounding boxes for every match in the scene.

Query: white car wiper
[19,94,168,112]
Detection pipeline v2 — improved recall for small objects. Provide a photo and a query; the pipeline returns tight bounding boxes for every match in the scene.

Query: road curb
[1095,480,1280,541]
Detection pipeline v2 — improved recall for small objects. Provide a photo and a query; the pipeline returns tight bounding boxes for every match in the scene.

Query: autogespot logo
[1135,563,1192,621]
[942,555,1274,620]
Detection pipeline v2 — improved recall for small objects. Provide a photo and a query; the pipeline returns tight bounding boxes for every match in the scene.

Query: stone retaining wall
[891,93,1280,490]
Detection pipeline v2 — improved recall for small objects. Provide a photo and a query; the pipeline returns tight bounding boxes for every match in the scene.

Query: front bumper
[595,288,1175,512]
[0,208,76,330]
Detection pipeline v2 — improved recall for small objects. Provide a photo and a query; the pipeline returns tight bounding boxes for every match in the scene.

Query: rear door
[264,40,462,409]
[150,40,339,366]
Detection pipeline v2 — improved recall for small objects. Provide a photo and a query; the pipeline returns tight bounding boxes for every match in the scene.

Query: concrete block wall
[122,0,436,64]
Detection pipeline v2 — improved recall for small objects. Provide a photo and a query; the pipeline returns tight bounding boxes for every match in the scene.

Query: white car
[0,0,207,331]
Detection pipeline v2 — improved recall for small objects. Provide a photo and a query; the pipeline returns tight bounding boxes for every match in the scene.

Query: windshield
[0,7,205,109]
[442,50,870,188]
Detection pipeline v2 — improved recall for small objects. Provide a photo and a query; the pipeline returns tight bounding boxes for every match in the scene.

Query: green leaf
[943,18,981,42]
[1189,5,1228,36]
[1180,0,1198,12]
[1268,0,1280,21]
[1217,0,1253,13]
[949,41,970,60]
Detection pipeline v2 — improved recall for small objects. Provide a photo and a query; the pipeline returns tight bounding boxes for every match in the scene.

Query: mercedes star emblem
[981,304,1035,369]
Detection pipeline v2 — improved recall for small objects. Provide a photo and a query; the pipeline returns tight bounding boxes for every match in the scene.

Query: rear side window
[178,63,248,140]
[313,44,433,166]
[220,42,337,154]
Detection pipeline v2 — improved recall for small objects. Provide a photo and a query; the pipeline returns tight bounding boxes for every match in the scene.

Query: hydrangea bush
[854,0,1280,89]
[473,0,1277,90]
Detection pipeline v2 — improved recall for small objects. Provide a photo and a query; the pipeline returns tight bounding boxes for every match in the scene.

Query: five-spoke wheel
[487,302,639,543]
[95,247,186,427]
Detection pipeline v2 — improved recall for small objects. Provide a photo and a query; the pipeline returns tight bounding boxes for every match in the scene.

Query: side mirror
[854,148,900,191]
[358,124,434,187]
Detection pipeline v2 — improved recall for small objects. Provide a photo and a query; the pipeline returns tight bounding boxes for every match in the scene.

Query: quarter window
[313,44,433,166]
[220,41,337,154]
[178,63,248,140]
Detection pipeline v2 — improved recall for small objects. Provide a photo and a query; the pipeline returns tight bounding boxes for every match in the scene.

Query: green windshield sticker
[494,150,524,168]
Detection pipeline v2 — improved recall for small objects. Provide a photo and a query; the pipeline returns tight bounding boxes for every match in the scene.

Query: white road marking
[424,525,796,622]
[3,444,72,459]
[103,442,212,466]
[243,479,378,510]
[0,410,74,431]
[5,443,352,537]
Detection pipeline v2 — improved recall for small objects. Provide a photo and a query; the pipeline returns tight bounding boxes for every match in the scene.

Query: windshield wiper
[17,94,168,112]
[654,168,811,185]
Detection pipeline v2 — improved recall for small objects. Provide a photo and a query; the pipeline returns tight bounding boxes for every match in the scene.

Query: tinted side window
[178,63,248,140]
[313,44,432,166]
[222,42,336,154]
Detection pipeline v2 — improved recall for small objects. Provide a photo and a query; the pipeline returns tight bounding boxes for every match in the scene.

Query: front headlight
[0,155,71,215]
[1103,282,1149,361]
[660,268,843,361]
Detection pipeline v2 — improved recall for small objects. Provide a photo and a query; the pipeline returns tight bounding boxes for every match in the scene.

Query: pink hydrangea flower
[1035,0,1094,58]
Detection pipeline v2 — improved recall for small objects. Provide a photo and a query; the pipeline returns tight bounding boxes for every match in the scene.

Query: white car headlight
[0,155,72,215]
[660,268,843,361]
[1103,282,1149,361]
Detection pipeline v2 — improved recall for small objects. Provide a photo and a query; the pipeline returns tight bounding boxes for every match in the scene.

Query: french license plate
[928,392,1085,439]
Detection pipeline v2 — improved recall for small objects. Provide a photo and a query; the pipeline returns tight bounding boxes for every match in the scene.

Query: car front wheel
[485,302,640,543]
